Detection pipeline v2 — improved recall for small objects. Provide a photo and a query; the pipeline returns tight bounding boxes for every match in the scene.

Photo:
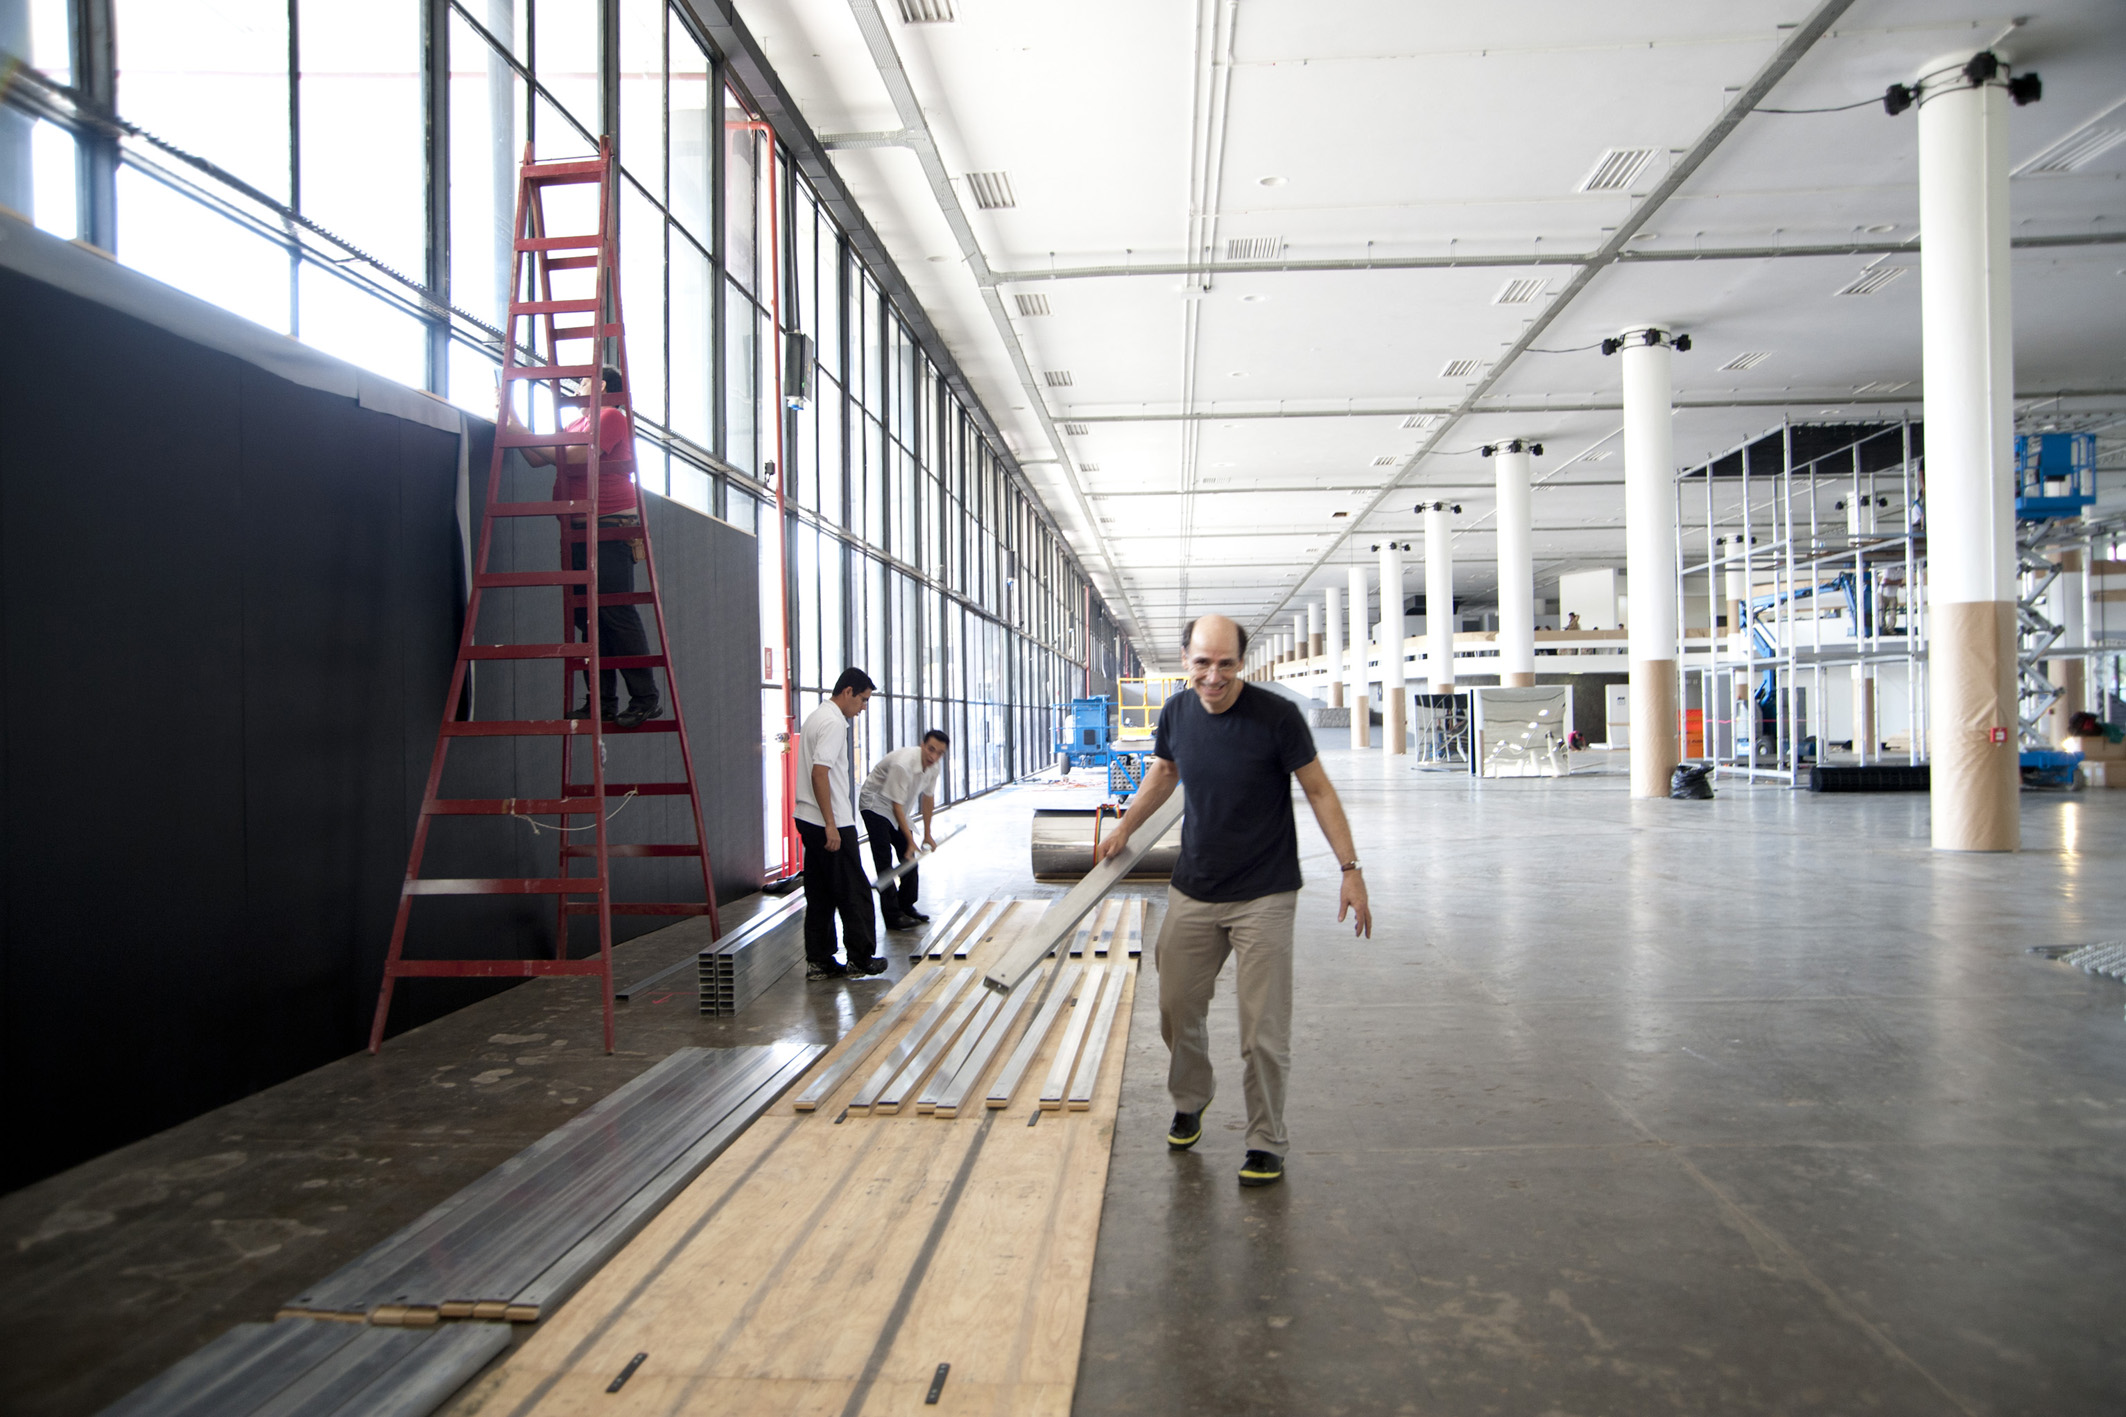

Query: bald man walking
[1095,614,1371,1187]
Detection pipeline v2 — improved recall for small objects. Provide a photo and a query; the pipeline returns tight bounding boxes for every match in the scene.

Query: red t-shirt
[551,404,638,513]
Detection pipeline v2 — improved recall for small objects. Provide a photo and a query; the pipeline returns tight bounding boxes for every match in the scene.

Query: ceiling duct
[1440,358,1482,379]
[1014,293,1051,316]
[1720,351,1772,371]
[1493,277,1547,304]
[965,171,1016,209]
[1578,147,1662,193]
[1226,236,1281,260]
[896,0,956,21]
[1043,369,1074,387]
[1836,265,1908,296]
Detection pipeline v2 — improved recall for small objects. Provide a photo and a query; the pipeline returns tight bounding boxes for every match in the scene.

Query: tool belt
[569,511,646,562]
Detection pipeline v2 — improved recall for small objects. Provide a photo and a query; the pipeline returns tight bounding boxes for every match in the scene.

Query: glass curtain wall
[4,0,1136,879]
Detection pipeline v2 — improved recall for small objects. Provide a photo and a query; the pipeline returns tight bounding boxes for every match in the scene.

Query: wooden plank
[909,900,967,962]
[914,990,1004,1113]
[874,985,985,1114]
[984,787,1184,994]
[849,970,972,1113]
[1038,964,1108,1110]
[932,975,1042,1118]
[792,968,944,1110]
[1066,961,1130,1109]
[985,962,1083,1110]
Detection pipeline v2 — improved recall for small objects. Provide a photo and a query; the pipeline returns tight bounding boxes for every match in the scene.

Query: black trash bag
[1670,763,1714,799]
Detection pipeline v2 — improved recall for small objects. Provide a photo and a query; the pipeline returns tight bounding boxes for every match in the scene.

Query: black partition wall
[0,267,762,1190]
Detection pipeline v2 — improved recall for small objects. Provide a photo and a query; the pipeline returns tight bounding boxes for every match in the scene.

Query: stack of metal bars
[698,906,809,1016]
[279,1043,816,1326]
[98,1320,511,1417]
[616,894,802,1001]
[2062,940,2126,981]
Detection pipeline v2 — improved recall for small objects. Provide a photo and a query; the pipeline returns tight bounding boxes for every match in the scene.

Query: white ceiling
[730,0,2126,670]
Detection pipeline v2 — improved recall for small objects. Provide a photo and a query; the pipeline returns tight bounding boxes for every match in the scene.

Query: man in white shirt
[860,729,949,930]
[793,668,886,979]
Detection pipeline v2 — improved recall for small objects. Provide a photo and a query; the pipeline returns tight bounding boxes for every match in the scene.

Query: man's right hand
[1091,827,1130,866]
[824,825,841,852]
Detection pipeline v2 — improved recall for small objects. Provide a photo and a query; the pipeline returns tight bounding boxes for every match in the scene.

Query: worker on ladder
[509,366,662,728]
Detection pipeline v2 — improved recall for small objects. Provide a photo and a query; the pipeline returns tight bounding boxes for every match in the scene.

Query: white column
[1325,584,1345,707]
[2046,550,2085,743]
[1496,447,1535,686]
[1423,504,1456,691]
[1347,564,1370,746]
[1379,542,1407,754]
[1919,52,2018,850]
[1293,613,1308,670]
[1622,327,1681,798]
[1307,600,1324,659]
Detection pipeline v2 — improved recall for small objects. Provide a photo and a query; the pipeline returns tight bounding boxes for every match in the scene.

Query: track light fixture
[1884,51,2039,116]
[1600,330,1691,356]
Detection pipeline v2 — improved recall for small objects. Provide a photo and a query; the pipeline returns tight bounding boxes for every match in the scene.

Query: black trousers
[796,818,876,965]
[569,531,657,708]
[862,809,919,918]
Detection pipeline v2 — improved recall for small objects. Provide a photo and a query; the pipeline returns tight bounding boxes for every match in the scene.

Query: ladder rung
[606,719,681,735]
[545,256,600,270]
[385,958,608,978]
[441,720,599,737]
[551,323,623,342]
[504,363,600,383]
[474,572,594,588]
[510,297,600,314]
[403,877,604,895]
[489,498,594,515]
[561,844,704,859]
[563,902,717,916]
[462,644,592,661]
[564,591,653,606]
[565,781,694,797]
[426,797,603,815]
[525,160,607,182]
[497,428,592,448]
[514,233,601,252]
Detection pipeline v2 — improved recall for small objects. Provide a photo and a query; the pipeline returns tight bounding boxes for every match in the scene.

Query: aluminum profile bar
[99,1320,362,1417]
[985,962,1082,1109]
[908,900,968,962]
[1124,898,1146,957]
[1065,963,1129,1110]
[1065,907,1100,958]
[915,990,1004,1112]
[849,970,974,1112]
[957,899,1015,959]
[792,969,946,1110]
[872,824,966,890]
[1038,964,1108,1110]
[1090,900,1123,957]
[935,898,1001,960]
[985,789,1184,994]
[932,982,1041,1118]
[618,895,800,999]
[875,986,986,1114]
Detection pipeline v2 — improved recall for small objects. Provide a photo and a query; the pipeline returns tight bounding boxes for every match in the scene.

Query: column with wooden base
[1325,583,1345,707]
[1423,503,1455,693]
[1495,443,1536,688]
[1620,326,1682,798]
[1379,541,1407,754]
[1347,564,1370,747]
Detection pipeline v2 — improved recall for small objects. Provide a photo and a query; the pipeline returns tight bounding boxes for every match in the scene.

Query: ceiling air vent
[1402,414,1443,431]
[2021,126,2126,175]
[1494,277,1547,304]
[1578,147,1661,192]
[1372,455,1400,467]
[966,171,1016,209]
[1854,380,1912,395]
[1226,236,1281,260]
[1043,369,1074,387]
[897,0,955,18]
[1440,358,1482,379]
[1719,351,1771,371]
[1014,293,1051,316]
[1836,265,1908,296]
[1061,421,1089,436]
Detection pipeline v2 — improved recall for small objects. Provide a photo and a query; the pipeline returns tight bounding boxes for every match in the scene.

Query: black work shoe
[1167,1110,1203,1150]
[805,961,848,982]
[613,697,663,729]
[906,909,931,923]
[883,914,921,931]
[848,955,891,976]
[1238,1150,1284,1187]
[568,700,619,720]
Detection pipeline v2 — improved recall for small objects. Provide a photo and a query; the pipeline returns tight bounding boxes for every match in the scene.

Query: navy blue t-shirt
[1153,684,1318,902]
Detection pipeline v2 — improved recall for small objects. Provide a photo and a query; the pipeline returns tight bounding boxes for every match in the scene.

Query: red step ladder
[370,139,720,1054]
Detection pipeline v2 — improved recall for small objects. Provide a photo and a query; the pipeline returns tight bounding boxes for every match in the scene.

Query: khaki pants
[1158,887,1297,1154]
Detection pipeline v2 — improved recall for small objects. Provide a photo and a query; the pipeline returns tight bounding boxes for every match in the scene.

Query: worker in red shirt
[508,366,661,727]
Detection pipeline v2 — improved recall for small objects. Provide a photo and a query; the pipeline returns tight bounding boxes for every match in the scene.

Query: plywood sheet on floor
[448,902,1138,1416]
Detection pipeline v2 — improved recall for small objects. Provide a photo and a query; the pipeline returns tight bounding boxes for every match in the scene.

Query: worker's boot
[613,695,663,729]
[568,698,620,720]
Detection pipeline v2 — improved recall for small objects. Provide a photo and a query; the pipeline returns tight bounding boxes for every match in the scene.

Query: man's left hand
[923,834,937,851]
[1338,871,1373,938]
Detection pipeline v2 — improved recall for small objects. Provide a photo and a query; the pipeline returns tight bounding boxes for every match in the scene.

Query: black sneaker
[1238,1150,1284,1187]
[847,956,891,976]
[1167,1110,1203,1151]
[613,697,663,729]
[805,961,848,982]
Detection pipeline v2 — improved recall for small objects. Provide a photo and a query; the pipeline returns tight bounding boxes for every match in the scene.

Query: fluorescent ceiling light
[1578,147,1661,192]
[1835,266,1908,296]
[2020,126,2126,175]
[1494,278,1547,304]
[1061,421,1089,435]
[1720,351,1771,371]
[1372,455,1400,467]
[1014,293,1051,316]
[1226,237,1280,260]
[1402,414,1443,431]
[1440,358,1482,379]
[966,171,1016,209]
[896,0,955,18]
[1043,369,1074,387]
[1854,380,1911,395]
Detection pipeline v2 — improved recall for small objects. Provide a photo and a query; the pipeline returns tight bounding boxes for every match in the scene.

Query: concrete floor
[5,749,2125,1415]
[1079,746,2126,1416]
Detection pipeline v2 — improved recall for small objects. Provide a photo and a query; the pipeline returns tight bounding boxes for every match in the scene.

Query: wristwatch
[1341,858,1362,872]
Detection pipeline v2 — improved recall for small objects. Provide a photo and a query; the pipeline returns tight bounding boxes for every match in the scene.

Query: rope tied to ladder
[509,789,640,834]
